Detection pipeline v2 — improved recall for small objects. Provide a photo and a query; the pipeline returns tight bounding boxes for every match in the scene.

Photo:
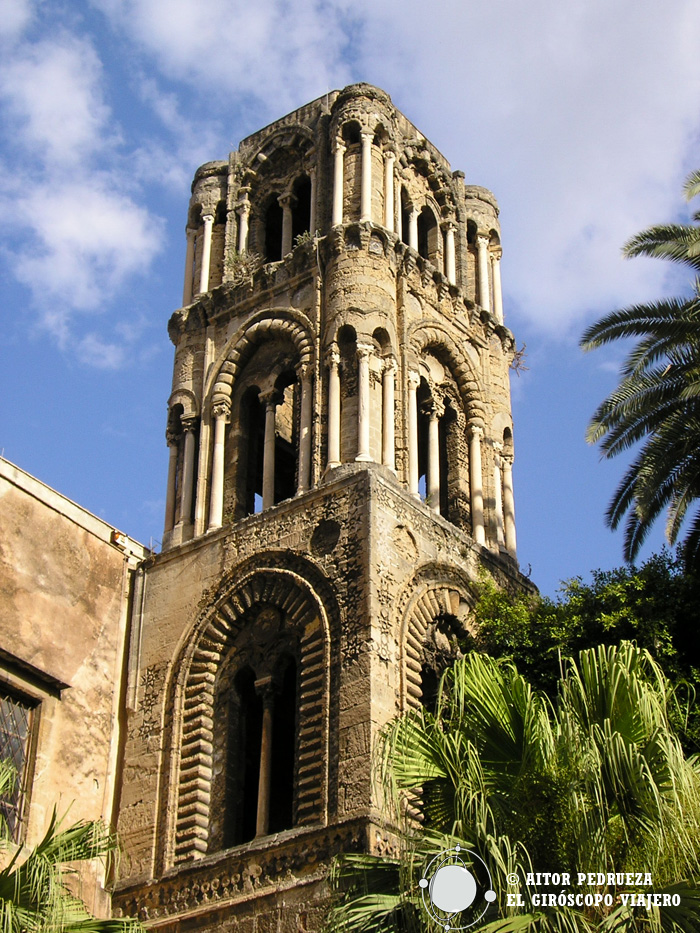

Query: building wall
[0,458,146,916]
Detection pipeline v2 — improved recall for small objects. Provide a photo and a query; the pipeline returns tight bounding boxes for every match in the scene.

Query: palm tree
[0,760,141,933]
[580,170,700,565]
[329,644,700,932]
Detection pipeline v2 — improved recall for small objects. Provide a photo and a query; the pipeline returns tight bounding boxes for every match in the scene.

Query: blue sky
[2,0,700,596]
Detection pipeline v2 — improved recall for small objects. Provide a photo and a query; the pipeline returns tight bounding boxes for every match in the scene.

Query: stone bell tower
[113,84,530,931]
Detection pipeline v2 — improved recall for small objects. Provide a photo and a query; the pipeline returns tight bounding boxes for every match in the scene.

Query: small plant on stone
[293,229,314,248]
[225,250,261,285]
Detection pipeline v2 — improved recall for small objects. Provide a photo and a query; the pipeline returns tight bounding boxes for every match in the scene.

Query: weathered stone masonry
[113,83,532,932]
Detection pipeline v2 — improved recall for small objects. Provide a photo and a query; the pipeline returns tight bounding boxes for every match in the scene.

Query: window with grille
[0,692,34,840]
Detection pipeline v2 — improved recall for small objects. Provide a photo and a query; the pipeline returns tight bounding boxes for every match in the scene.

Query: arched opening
[240,387,264,515]
[223,665,262,847]
[337,324,358,464]
[273,372,299,505]
[420,615,465,714]
[292,175,312,244]
[341,122,362,223]
[268,655,297,834]
[417,205,439,264]
[264,197,283,262]
[401,188,411,246]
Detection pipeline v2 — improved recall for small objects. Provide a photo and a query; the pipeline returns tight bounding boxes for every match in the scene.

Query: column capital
[212,398,231,421]
[259,388,279,408]
[278,192,295,209]
[383,355,398,375]
[201,211,215,224]
[165,427,179,446]
[180,415,198,434]
[502,450,514,466]
[360,130,374,143]
[476,232,489,248]
[408,370,421,390]
[469,423,484,441]
[356,341,375,361]
[441,218,457,232]
[297,361,313,384]
[334,137,346,155]
[491,246,503,261]
[236,199,251,217]
[326,343,340,368]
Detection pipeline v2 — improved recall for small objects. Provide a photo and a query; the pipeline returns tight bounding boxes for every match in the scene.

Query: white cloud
[0,32,114,167]
[91,0,352,114]
[334,0,700,334]
[11,179,162,313]
[0,0,33,40]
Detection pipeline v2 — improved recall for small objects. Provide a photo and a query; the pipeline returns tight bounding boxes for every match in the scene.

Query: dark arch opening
[418,205,439,264]
[268,655,297,833]
[240,387,265,515]
[273,371,299,505]
[292,176,312,244]
[265,198,283,262]
[401,188,411,246]
[224,665,262,847]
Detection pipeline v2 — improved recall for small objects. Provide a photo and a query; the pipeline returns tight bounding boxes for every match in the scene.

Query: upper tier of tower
[181,83,504,320]
[164,83,517,564]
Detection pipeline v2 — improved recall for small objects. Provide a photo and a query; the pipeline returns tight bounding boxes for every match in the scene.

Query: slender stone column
[308,166,317,235]
[280,193,294,256]
[408,206,419,251]
[198,212,215,295]
[356,343,373,461]
[208,399,230,531]
[327,344,341,470]
[502,453,517,556]
[297,365,313,494]
[163,429,179,535]
[469,425,486,545]
[427,403,441,514]
[384,150,395,232]
[332,138,346,225]
[444,221,456,285]
[492,248,504,323]
[261,391,277,510]
[254,677,275,837]
[179,416,197,526]
[476,234,491,314]
[182,227,196,305]
[407,372,420,497]
[193,326,215,537]
[360,131,373,223]
[493,444,505,546]
[382,356,397,471]
[237,199,250,253]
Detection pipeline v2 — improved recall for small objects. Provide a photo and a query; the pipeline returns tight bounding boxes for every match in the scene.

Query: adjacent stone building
[0,457,146,914]
[0,83,531,931]
[111,84,531,931]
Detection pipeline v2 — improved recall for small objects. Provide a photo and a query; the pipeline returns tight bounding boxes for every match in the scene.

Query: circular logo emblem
[419,845,497,930]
